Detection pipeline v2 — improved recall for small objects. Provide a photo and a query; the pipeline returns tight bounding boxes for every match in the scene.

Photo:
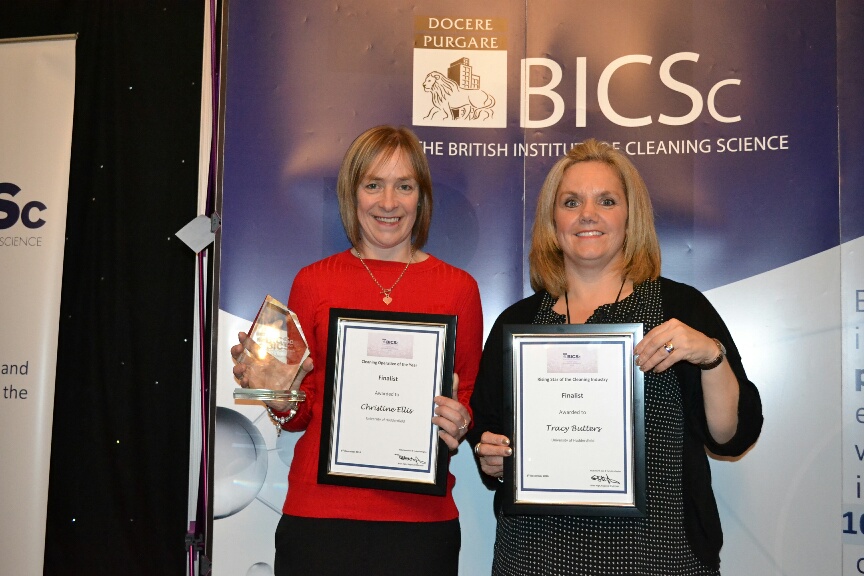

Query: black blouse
[468,277,763,570]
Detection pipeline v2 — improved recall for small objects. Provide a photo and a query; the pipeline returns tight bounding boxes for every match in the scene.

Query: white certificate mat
[503,324,645,516]
[318,309,456,495]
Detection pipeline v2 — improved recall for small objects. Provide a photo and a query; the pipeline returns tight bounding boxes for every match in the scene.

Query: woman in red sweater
[231,125,483,576]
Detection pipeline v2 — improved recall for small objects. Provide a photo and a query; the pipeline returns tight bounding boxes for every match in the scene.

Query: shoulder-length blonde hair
[337,125,433,250]
[529,138,661,296]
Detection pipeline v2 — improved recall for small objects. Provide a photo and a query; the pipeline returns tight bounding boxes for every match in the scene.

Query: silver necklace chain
[354,247,415,305]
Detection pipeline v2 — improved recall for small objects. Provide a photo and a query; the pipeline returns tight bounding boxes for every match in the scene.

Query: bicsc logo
[0,182,47,230]
[0,182,47,248]
[412,16,507,128]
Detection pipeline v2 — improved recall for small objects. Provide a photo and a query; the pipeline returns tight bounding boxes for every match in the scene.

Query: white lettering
[599,54,653,127]
[658,52,703,126]
[708,79,742,123]
[516,53,742,128]
[520,58,565,128]
[428,18,493,31]
[575,57,587,127]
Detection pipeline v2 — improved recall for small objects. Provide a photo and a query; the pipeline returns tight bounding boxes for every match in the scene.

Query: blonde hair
[337,125,433,250]
[529,139,661,296]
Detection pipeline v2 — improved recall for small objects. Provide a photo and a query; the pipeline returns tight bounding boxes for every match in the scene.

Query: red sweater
[279,249,483,522]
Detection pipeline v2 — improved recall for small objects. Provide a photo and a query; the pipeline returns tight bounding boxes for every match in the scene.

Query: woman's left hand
[634,319,720,373]
[433,373,472,451]
[231,331,314,411]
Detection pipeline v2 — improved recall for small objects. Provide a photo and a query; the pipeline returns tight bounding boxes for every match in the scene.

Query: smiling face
[355,148,420,260]
[554,161,628,274]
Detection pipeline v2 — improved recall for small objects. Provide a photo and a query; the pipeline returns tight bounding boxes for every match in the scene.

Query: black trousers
[274,514,461,576]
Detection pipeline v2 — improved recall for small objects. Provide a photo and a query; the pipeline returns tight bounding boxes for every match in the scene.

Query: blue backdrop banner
[212,2,858,574]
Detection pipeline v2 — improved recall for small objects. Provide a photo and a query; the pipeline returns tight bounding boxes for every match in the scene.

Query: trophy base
[232,388,306,402]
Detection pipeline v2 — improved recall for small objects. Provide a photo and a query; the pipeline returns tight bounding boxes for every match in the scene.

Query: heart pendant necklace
[355,247,414,305]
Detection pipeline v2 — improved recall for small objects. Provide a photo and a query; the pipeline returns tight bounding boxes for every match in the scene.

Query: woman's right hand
[231,331,313,411]
[474,431,512,478]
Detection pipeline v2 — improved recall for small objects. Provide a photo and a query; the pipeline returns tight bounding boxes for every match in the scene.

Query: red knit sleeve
[451,272,483,423]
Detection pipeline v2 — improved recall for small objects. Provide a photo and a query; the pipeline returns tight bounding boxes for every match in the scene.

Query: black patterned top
[474,278,752,576]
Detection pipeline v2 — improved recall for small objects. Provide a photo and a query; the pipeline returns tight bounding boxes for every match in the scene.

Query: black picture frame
[318,308,457,496]
[502,323,646,516]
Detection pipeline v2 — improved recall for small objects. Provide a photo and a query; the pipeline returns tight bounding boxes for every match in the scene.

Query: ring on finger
[458,418,468,431]
[474,443,481,456]
[664,341,675,353]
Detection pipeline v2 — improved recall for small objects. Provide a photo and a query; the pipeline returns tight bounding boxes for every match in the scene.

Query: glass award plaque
[233,295,311,402]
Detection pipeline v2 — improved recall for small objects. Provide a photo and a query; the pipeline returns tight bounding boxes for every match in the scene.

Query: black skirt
[274,514,461,576]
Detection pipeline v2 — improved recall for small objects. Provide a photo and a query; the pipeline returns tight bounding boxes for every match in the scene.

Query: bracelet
[698,338,727,370]
[265,404,297,437]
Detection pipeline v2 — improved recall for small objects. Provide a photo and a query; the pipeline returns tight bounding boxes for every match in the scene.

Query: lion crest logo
[421,70,497,121]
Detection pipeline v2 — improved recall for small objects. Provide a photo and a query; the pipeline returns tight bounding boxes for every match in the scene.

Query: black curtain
[1,2,205,574]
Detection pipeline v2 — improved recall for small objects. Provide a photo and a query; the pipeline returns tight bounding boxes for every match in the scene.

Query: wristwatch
[698,338,726,370]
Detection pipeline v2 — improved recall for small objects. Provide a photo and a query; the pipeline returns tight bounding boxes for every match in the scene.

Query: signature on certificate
[590,473,621,486]
[395,454,427,466]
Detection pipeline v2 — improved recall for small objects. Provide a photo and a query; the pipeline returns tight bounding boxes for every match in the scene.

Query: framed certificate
[502,323,646,516]
[318,308,457,496]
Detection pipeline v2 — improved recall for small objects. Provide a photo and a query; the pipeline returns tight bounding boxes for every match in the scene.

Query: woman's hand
[634,319,720,373]
[635,320,740,443]
[231,331,314,411]
[473,431,512,478]
[433,373,472,451]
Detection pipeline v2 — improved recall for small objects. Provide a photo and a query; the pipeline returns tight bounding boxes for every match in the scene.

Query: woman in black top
[468,139,763,575]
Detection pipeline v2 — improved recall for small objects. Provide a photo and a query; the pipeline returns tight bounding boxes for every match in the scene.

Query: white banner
[0,35,76,574]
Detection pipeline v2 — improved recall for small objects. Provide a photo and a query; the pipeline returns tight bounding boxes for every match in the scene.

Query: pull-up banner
[0,35,75,574]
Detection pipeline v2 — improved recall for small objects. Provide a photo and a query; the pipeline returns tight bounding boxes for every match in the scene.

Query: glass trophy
[232,295,310,402]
